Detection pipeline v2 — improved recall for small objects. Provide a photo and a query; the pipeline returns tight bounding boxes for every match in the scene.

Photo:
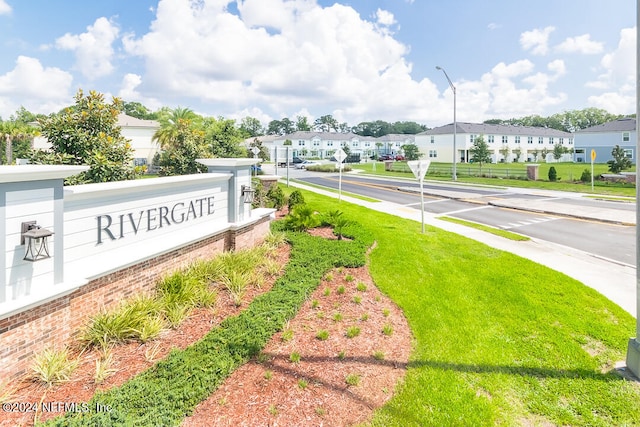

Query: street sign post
[333,148,347,202]
[407,160,431,233]
[591,149,596,191]
[251,146,260,177]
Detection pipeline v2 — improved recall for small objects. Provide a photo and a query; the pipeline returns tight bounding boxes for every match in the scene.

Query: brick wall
[0,215,271,381]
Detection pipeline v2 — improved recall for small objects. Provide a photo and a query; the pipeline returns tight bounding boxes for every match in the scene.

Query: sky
[0,0,636,128]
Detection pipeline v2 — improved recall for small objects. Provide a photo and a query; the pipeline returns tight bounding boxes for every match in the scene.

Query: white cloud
[555,34,604,54]
[585,26,635,114]
[55,17,120,79]
[520,26,555,55]
[487,23,500,31]
[117,73,162,111]
[0,56,73,117]
[123,0,409,120]
[376,9,396,26]
[0,0,11,15]
[452,59,566,120]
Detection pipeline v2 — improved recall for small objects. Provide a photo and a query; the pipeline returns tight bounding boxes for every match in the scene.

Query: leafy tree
[155,119,208,176]
[239,116,264,138]
[401,144,422,161]
[548,166,558,181]
[552,143,567,161]
[153,107,200,150]
[30,89,139,183]
[391,121,427,134]
[314,115,338,133]
[540,148,549,162]
[0,120,39,164]
[266,118,295,135]
[122,101,157,120]
[607,145,632,173]
[295,115,312,132]
[204,117,243,158]
[469,135,492,174]
[499,144,510,162]
[247,138,269,160]
[513,147,522,162]
[283,139,292,146]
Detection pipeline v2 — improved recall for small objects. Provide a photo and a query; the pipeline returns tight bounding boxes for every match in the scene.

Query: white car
[295,160,318,169]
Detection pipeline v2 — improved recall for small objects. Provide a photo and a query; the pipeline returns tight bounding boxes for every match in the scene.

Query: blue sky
[0,0,635,127]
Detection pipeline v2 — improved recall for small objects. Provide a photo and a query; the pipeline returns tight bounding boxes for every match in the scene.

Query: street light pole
[436,66,457,181]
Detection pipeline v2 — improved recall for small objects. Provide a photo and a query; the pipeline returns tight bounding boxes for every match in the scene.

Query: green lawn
[352,162,637,197]
[293,188,640,427]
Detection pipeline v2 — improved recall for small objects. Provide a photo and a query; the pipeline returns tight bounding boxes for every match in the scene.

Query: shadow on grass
[408,359,626,382]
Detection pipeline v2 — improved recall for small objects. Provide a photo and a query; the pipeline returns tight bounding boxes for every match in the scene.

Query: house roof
[419,122,572,137]
[575,117,636,133]
[116,113,159,128]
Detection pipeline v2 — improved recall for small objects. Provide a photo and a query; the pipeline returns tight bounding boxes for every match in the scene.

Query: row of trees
[484,108,629,133]
[0,95,633,184]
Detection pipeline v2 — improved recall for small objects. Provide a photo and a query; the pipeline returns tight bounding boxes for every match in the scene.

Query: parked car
[294,160,318,169]
[251,164,263,174]
[292,157,303,164]
[378,154,395,161]
[394,154,405,161]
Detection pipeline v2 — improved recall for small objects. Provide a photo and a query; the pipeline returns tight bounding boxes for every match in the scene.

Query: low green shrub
[287,189,305,211]
[47,221,373,426]
[266,185,285,209]
[31,347,79,387]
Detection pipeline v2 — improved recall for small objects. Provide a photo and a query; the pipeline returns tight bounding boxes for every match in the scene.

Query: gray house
[573,118,636,164]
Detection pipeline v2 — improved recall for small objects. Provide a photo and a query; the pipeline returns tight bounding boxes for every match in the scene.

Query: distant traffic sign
[407,160,431,182]
[591,149,596,162]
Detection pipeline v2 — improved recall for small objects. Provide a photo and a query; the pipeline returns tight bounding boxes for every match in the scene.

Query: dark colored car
[292,157,303,164]
[378,154,395,161]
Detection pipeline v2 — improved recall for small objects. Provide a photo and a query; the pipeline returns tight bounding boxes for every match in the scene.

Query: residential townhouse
[249,131,415,161]
[415,122,573,164]
[573,117,636,164]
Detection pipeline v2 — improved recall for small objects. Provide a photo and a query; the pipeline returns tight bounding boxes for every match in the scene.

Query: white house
[573,117,636,164]
[415,122,573,163]
[249,131,415,161]
[33,113,160,168]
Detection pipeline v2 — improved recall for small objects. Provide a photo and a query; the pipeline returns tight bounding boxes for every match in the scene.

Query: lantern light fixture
[21,221,54,262]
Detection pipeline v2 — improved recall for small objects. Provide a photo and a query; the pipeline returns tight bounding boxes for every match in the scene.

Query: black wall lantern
[241,185,255,204]
[21,221,54,261]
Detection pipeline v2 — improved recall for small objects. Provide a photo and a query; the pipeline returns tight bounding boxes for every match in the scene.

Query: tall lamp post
[436,66,457,181]
[625,0,640,379]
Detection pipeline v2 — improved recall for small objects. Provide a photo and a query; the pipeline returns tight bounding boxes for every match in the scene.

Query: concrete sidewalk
[286,180,636,317]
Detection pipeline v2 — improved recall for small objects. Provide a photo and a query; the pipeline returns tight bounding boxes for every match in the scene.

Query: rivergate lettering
[97,196,216,244]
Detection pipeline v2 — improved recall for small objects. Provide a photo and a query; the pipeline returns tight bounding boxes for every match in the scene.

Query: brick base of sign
[0,215,272,381]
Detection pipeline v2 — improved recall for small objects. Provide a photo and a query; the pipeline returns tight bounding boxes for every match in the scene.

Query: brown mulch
[1,224,412,427]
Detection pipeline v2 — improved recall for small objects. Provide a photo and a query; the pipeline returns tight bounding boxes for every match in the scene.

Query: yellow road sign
[591,149,596,161]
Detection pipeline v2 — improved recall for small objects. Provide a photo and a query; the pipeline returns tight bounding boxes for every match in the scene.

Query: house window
[313,141,320,146]
[298,140,306,146]
[327,141,333,147]
[538,137,544,145]
[431,136,435,144]
[568,138,573,145]
[364,142,370,147]
[134,158,147,166]
[559,137,564,145]
[488,135,495,144]
[624,149,634,159]
[515,136,520,144]
[527,136,533,144]
[549,137,554,145]
[623,132,630,142]
[469,134,476,143]
[501,136,508,144]
[352,141,359,148]
[429,150,438,158]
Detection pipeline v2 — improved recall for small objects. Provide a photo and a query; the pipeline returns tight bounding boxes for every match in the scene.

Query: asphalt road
[290,172,636,267]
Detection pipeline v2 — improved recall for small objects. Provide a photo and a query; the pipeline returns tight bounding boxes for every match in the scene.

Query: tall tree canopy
[485,108,624,133]
[31,90,139,183]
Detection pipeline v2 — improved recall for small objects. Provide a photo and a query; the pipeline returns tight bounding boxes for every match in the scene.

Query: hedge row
[44,221,373,426]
